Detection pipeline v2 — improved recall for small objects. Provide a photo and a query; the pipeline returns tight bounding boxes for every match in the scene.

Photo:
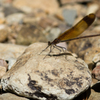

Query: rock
[18,6,33,13]
[38,16,59,29]
[92,53,100,81]
[55,13,64,21]
[89,82,100,100]
[23,12,47,24]
[68,31,100,59]
[13,0,59,14]
[92,64,100,81]
[93,26,100,33]
[46,28,61,41]
[84,47,100,80]
[3,5,23,16]
[0,18,5,24]
[0,59,8,69]
[0,66,7,79]
[0,29,8,42]
[84,47,100,76]
[0,93,29,100]
[0,59,8,79]
[68,38,91,59]
[6,13,25,25]
[0,43,27,70]
[1,43,91,100]
[60,3,86,17]
[0,24,6,30]
[93,53,100,63]
[16,24,47,45]
[62,9,77,26]
[84,48,100,65]
[88,89,100,100]
[0,12,5,19]
[87,4,99,14]
[39,17,54,29]
[23,10,49,25]
[0,0,13,5]
[7,25,18,44]
[96,8,100,18]
[54,7,64,21]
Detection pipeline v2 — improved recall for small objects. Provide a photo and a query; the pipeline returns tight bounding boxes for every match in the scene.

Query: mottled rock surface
[0,93,29,100]
[1,43,91,100]
[0,43,27,69]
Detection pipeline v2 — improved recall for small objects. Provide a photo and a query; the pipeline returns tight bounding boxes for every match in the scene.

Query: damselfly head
[48,41,52,46]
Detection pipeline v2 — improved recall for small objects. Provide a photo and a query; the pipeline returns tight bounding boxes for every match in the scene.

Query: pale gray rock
[0,93,29,100]
[0,43,27,70]
[1,43,91,100]
[62,9,77,26]
[6,13,25,25]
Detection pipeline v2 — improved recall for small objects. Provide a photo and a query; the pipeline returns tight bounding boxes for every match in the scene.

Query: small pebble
[62,9,77,26]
